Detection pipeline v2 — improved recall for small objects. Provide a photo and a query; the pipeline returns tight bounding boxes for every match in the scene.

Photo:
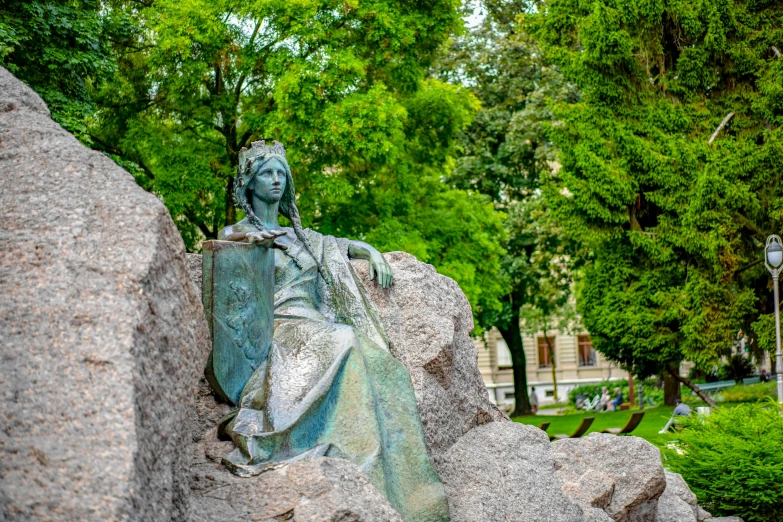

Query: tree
[518,218,578,402]
[0,0,124,141]
[438,0,578,415]
[532,0,783,405]
[91,0,509,325]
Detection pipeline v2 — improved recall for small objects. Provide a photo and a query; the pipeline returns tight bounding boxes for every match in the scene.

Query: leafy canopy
[533,0,783,376]
[88,0,509,328]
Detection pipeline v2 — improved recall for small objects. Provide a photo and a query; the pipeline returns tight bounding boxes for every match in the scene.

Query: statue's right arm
[218,225,287,249]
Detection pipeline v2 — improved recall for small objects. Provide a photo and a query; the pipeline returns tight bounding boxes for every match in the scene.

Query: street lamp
[764,235,783,403]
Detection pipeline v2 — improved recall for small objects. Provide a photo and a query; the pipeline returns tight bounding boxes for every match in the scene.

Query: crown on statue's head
[238,140,287,171]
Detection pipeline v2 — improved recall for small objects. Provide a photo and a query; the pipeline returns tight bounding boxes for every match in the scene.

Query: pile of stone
[0,67,741,522]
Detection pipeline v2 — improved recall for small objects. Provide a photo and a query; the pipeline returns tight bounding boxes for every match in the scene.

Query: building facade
[477,328,624,409]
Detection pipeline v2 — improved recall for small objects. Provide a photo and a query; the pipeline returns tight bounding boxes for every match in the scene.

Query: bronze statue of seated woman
[203,141,449,522]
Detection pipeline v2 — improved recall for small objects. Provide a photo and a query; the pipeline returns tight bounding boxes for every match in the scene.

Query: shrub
[717,353,754,383]
[640,386,664,406]
[665,402,783,521]
[716,382,776,404]
[568,379,628,405]
[568,379,663,406]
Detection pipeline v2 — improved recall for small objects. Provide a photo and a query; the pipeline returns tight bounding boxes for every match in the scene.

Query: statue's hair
[234,141,329,282]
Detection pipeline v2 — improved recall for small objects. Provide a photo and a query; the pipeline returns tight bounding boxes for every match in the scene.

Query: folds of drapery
[220,229,450,522]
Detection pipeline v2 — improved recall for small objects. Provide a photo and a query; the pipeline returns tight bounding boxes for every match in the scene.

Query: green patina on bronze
[203,240,274,405]
[202,141,449,522]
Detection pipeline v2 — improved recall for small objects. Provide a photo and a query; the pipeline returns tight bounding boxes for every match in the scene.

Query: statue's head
[234,140,299,227]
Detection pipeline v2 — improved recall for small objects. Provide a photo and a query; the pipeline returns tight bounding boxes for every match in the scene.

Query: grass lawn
[512,406,676,448]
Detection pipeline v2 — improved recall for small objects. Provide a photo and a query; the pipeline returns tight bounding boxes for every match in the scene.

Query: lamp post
[764,235,783,403]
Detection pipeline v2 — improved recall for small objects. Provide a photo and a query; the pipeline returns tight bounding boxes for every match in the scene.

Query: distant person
[596,387,610,412]
[611,387,623,411]
[761,369,771,383]
[530,387,539,413]
[659,400,691,434]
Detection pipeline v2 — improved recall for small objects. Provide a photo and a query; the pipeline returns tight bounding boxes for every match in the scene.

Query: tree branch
[238,129,255,150]
[735,258,763,275]
[90,134,155,181]
[668,366,717,408]
[184,207,215,239]
[708,112,735,144]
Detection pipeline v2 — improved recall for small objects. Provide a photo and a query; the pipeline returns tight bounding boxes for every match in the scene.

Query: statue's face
[249,158,287,204]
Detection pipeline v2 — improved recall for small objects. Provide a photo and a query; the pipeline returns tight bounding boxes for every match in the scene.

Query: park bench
[601,411,645,435]
[692,376,762,394]
[549,417,594,441]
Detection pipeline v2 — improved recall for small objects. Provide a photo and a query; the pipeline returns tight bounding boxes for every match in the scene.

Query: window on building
[496,338,513,370]
[545,390,554,397]
[578,335,597,367]
[504,392,515,400]
[537,337,554,368]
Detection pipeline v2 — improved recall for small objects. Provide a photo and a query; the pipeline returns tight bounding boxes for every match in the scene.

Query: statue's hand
[246,229,288,250]
[369,251,393,288]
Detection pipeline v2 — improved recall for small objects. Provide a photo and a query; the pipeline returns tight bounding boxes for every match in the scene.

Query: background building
[477,328,623,410]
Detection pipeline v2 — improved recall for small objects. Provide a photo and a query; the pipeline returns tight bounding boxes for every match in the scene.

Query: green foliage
[717,353,755,383]
[0,0,124,141]
[75,0,507,327]
[567,378,664,406]
[716,382,776,404]
[533,0,783,376]
[568,379,628,404]
[666,402,783,521]
[2,0,509,328]
[436,0,580,413]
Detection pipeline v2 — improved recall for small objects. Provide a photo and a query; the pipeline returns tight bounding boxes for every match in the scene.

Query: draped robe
[216,224,450,522]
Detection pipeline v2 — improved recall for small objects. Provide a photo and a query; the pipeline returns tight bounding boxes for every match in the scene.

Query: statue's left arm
[348,240,393,288]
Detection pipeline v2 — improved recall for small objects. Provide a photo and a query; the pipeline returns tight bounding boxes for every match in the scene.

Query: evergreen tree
[533,0,783,402]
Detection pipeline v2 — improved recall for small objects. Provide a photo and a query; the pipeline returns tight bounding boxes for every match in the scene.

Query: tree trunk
[628,372,635,407]
[663,371,680,406]
[544,333,558,401]
[225,175,236,226]
[667,366,718,408]
[498,307,531,417]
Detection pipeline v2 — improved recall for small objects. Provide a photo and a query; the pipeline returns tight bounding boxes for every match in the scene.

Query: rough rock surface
[552,433,667,522]
[710,518,744,522]
[435,421,586,522]
[352,252,508,457]
[186,253,202,298]
[655,473,697,522]
[697,507,713,521]
[0,67,210,521]
[655,472,698,522]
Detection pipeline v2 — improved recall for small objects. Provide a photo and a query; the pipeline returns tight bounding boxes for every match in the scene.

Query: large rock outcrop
[552,433,667,522]
[0,68,210,521]
[435,422,585,522]
[655,471,698,522]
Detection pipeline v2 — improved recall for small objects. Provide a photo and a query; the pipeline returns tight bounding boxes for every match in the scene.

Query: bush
[665,402,783,521]
[640,386,664,406]
[568,379,663,406]
[716,382,776,404]
[717,353,754,383]
[568,379,628,405]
